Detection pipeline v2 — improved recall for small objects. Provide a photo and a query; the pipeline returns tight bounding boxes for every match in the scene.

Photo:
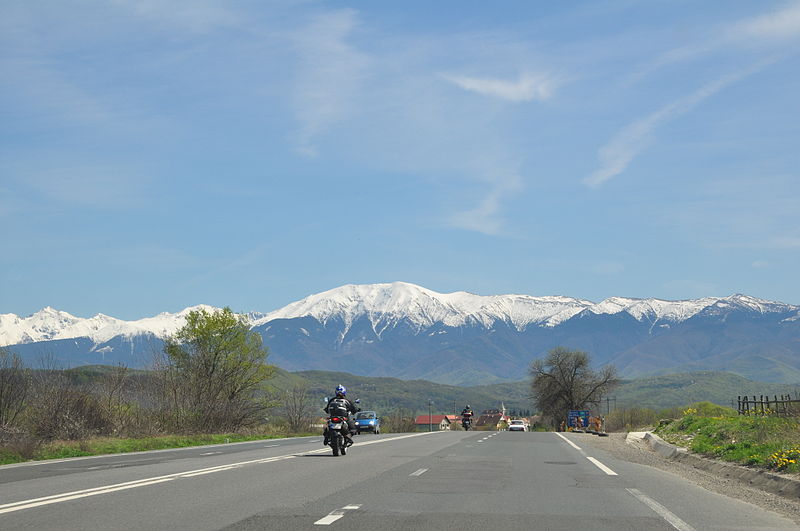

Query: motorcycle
[326,398,360,457]
[326,415,350,456]
[462,416,472,431]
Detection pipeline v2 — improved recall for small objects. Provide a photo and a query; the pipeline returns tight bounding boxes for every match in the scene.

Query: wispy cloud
[442,72,559,102]
[290,9,370,156]
[584,62,771,188]
[285,15,538,234]
[635,1,800,79]
[448,172,523,235]
[732,1,800,41]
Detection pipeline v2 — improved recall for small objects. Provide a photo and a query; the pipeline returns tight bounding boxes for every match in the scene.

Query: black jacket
[325,396,359,417]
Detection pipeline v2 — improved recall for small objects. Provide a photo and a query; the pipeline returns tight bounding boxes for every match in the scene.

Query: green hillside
[284,370,533,416]
[277,369,799,416]
[56,365,800,418]
[612,371,799,410]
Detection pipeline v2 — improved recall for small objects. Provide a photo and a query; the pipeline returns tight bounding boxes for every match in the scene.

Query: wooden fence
[737,394,800,416]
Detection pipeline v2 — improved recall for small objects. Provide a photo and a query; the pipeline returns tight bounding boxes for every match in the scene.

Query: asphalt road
[0,431,797,530]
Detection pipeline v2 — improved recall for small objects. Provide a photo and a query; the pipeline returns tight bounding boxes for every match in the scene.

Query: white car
[508,419,528,432]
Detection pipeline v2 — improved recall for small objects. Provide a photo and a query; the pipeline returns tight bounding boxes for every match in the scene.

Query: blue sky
[2,0,799,320]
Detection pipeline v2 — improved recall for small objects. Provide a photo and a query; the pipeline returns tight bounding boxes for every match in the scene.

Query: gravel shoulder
[579,431,800,525]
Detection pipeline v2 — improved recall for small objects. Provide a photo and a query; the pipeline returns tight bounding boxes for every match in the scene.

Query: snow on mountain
[255,282,594,335]
[253,282,796,333]
[2,283,796,348]
[0,304,221,347]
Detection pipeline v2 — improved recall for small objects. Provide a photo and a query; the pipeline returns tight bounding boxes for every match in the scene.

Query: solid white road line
[627,489,695,531]
[0,433,441,516]
[409,468,428,476]
[586,456,618,475]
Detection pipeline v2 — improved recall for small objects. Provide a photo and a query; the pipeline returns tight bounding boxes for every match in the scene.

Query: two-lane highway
[1,431,797,530]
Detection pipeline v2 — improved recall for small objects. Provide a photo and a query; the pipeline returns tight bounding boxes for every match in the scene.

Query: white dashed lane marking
[587,456,617,475]
[314,504,361,525]
[555,432,618,475]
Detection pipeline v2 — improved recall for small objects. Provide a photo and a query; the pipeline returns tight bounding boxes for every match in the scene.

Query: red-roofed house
[475,405,512,430]
[414,414,457,431]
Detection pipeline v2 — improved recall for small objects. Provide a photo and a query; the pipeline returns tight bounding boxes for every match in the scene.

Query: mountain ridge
[3,282,796,347]
[3,282,799,386]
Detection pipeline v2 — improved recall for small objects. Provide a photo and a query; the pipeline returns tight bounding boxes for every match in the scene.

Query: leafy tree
[160,307,275,432]
[529,347,618,427]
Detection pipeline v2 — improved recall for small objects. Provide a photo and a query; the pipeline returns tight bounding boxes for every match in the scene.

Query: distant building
[414,414,456,431]
[475,404,511,430]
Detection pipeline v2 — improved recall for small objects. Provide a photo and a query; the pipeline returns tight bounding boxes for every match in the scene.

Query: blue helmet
[335,385,346,396]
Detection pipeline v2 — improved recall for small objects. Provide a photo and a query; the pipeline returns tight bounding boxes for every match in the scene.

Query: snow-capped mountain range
[3,282,800,385]
[3,282,792,347]
[256,282,795,334]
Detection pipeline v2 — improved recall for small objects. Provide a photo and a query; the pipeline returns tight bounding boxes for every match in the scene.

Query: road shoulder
[577,431,800,525]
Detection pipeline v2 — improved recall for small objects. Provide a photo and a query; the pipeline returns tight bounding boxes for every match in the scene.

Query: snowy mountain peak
[255,282,594,332]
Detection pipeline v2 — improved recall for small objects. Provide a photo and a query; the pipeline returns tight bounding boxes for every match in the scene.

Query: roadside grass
[655,403,800,475]
[0,427,320,466]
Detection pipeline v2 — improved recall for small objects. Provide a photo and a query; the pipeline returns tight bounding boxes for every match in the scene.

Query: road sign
[567,410,589,429]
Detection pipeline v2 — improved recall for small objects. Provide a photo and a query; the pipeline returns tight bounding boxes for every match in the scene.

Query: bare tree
[26,369,108,440]
[381,408,417,433]
[0,348,29,431]
[94,364,132,435]
[280,385,316,433]
[530,347,618,427]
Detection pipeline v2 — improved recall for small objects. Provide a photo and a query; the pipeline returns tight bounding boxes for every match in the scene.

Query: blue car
[354,411,380,434]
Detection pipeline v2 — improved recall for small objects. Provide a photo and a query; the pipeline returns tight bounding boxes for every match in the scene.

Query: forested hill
[269,369,799,415]
[59,365,799,416]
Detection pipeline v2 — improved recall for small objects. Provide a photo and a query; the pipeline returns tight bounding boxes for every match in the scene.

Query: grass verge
[0,430,319,466]
[655,403,800,475]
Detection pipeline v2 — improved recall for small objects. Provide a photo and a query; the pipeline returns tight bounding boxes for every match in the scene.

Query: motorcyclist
[460,404,474,429]
[323,385,359,447]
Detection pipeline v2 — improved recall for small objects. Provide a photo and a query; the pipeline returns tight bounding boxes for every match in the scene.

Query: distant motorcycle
[462,416,472,431]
